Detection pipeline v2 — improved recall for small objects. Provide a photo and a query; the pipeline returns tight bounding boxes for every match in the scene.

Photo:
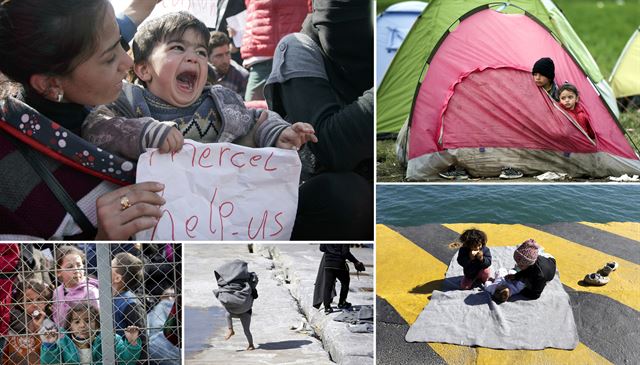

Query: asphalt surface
[376,222,640,365]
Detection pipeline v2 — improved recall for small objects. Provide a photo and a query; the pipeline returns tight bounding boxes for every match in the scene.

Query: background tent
[396,6,640,180]
[377,0,620,137]
[610,27,640,99]
[376,1,428,88]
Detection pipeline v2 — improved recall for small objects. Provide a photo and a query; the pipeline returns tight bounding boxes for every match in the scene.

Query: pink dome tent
[403,8,640,180]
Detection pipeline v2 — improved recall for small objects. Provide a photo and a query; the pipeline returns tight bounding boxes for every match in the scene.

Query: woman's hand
[95,182,166,240]
[159,128,184,154]
[124,326,140,345]
[276,122,318,150]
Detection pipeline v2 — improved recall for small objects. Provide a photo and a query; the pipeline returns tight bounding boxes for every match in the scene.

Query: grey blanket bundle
[213,260,259,315]
[405,246,578,350]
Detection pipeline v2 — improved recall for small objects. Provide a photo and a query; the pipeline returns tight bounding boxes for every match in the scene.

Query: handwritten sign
[110,0,219,28]
[135,141,301,241]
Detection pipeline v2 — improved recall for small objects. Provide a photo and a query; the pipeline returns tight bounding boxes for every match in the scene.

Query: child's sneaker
[583,273,609,286]
[337,301,352,310]
[324,307,333,314]
[598,261,618,277]
[499,167,523,179]
[439,166,469,180]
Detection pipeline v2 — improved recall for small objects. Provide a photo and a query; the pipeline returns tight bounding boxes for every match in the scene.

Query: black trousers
[323,267,350,309]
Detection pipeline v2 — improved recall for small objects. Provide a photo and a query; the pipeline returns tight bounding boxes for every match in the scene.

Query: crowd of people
[0,0,373,241]
[0,243,181,364]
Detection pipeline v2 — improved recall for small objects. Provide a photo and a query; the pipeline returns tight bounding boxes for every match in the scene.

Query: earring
[56,91,63,103]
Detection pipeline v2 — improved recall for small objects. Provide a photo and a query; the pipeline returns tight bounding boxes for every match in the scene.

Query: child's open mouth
[176,71,198,93]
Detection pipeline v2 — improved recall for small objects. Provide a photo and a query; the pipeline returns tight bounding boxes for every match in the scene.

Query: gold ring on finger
[120,196,132,210]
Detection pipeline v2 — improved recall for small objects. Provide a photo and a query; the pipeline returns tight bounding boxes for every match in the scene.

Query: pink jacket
[241,0,310,59]
[51,277,100,327]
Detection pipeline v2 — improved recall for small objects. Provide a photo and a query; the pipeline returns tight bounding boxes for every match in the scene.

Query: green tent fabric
[377,0,618,136]
[610,27,640,98]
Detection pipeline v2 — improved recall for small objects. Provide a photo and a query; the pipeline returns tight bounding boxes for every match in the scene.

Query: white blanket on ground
[405,246,579,350]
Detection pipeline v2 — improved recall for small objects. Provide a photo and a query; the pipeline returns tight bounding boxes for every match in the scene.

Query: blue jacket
[457,246,492,278]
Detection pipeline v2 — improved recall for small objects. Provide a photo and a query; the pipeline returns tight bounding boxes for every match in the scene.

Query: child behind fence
[3,279,54,365]
[41,303,141,365]
[51,246,99,327]
[111,252,146,338]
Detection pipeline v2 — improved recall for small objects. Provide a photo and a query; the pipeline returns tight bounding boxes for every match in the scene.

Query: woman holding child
[0,0,166,240]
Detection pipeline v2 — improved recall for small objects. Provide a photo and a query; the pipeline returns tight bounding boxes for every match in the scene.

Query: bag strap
[8,134,97,238]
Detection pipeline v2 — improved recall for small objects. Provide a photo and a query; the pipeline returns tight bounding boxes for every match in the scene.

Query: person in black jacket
[317,245,365,314]
[456,229,492,289]
[511,239,556,299]
[264,0,373,241]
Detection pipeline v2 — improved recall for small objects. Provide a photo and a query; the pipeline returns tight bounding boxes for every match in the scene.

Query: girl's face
[24,288,47,317]
[469,242,483,253]
[69,311,96,340]
[59,4,133,106]
[58,254,85,288]
[559,90,578,110]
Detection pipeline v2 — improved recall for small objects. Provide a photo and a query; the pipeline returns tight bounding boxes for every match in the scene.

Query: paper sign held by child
[135,140,301,241]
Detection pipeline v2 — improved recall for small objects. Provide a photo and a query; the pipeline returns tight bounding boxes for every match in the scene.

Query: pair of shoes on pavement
[439,166,469,180]
[583,262,618,286]
[499,167,523,179]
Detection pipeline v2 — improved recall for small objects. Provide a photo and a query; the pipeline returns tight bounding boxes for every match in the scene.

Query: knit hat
[532,57,555,81]
[514,239,540,268]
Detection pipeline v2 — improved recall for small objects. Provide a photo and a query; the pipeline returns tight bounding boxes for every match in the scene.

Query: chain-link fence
[0,243,181,365]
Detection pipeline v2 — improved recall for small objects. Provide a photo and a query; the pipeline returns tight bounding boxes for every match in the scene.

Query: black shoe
[337,302,352,310]
[499,167,523,179]
[324,307,333,314]
[438,166,469,180]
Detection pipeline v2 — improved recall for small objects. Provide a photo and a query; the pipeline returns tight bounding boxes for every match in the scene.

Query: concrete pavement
[184,244,333,364]
[376,222,640,365]
[266,244,374,365]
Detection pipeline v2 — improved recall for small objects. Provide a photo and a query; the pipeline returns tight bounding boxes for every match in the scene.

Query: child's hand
[159,128,184,154]
[276,122,318,150]
[475,250,484,261]
[28,310,45,333]
[124,325,140,345]
[43,329,58,344]
[505,274,516,281]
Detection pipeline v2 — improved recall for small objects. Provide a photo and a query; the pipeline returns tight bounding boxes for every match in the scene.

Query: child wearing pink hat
[510,239,556,299]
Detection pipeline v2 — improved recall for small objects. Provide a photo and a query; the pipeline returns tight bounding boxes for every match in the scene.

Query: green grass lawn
[377,0,640,181]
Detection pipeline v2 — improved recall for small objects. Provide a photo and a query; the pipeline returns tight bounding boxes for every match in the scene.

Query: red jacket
[566,103,595,140]
[0,244,19,335]
[241,0,310,60]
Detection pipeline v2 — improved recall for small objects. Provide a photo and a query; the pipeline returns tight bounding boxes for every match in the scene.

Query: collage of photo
[0,0,638,364]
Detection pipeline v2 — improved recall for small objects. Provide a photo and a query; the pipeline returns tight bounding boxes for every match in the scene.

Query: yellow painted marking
[579,222,640,242]
[377,224,611,365]
[444,224,640,312]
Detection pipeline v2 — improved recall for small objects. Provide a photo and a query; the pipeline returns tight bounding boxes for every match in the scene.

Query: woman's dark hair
[459,228,487,248]
[133,11,210,64]
[558,83,579,97]
[65,303,100,331]
[0,0,110,86]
